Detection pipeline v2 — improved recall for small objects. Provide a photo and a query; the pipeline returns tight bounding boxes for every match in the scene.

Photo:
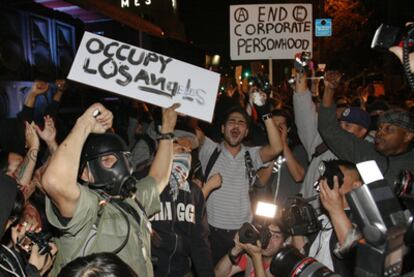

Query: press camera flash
[255,201,277,218]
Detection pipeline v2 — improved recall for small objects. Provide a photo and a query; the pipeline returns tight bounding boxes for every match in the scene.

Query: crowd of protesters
[0,43,413,277]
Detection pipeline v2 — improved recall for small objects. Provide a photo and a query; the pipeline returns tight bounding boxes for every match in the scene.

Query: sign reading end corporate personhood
[230,4,312,60]
[68,32,220,122]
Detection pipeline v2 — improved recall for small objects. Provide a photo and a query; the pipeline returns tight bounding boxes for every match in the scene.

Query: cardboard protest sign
[68,32,220,122]
[230,4,312,60]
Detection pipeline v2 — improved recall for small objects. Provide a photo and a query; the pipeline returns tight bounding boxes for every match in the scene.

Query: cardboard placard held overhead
[230,4,313,60]
[68,32,220,122]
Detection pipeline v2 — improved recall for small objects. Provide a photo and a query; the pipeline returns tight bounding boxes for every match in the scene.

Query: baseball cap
[340,107,371,130]
[377,110,414,132]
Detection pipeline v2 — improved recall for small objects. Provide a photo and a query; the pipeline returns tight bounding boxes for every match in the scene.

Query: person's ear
[352,180,362,190]
[244,128,249,138]
[80,166,90,182]
[403,131,414,144]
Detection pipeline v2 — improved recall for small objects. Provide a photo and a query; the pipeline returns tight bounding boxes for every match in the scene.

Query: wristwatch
[156,132,175,141]
[262,113,272,121]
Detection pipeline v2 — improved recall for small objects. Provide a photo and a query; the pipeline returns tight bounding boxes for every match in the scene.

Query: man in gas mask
[42,102,179,276]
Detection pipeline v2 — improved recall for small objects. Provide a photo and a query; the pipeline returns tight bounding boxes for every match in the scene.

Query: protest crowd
[1,17,414,277]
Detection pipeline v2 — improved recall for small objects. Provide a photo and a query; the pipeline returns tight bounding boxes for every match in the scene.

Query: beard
[224,128,245,147]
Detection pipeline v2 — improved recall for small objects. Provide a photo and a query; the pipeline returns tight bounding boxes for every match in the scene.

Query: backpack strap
[202,147,221,183]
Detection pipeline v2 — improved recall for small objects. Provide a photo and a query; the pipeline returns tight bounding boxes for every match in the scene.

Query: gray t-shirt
[269,144,308,207]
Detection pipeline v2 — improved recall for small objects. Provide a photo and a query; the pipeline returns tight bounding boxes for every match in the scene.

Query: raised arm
[35,115,58,154]
[15,122,40,187]
[41,103,113,218]
[319,178,353,246]
[215,233,244,277]
[293,73,320,160]
[318,72,380,163]
[18,81,49,123]
[280,125,305,182]
[260,116,283,163]
[148,103,179,194]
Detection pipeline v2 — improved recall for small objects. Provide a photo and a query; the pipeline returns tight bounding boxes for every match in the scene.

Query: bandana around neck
[169,152,191,200]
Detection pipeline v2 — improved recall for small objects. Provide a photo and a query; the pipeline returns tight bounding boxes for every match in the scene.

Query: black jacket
[150,182,214,277]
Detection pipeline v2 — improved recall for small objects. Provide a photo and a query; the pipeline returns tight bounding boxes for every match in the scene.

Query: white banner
[230,4,313,60]
[68,32,220,122]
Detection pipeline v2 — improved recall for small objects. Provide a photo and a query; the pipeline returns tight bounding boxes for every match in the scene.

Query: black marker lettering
[86,38,104,54]
[143,52,158,67]
[150,73,166,90]
[98,58,117,79]
[134,69,150,85]
[116,44,131,61]
[83,58,97,74]
[128,49,145,65]
[117,65,132,86]
[103,42,120,58]
[159,57,172,74]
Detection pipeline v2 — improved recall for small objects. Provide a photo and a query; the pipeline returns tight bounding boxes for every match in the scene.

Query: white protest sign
[230,4,312,60]
[68,32,220,122]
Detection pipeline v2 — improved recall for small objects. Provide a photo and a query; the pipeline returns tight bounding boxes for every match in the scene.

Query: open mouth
[230,129,240,137]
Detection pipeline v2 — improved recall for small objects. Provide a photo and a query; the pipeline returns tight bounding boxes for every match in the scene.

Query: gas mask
[80,133,135,197]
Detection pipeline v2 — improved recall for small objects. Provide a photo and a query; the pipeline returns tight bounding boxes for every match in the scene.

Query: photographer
[214,221,287,277]
[0,174,57,277]
[292,160,362,276]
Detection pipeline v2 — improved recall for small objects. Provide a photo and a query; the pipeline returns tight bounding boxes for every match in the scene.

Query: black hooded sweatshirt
[149,182,214,277]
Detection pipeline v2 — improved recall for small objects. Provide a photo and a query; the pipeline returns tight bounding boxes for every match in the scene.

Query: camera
[270,245,340,277]
[294,52,312,73]
[317,160,344,190]
[18,231,52,255]
[280,196,321,236]
[238,222,272,249]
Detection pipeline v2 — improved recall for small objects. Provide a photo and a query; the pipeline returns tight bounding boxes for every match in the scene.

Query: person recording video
[214,220,288,277]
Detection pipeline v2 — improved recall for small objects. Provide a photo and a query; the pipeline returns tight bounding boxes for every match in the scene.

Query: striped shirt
[200,137,265,230]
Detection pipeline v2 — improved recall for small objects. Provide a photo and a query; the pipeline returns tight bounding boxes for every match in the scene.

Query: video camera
[280,196,321,236]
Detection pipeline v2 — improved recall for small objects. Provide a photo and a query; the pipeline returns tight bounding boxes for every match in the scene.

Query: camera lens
[270,246,340,277]
[239,223,259,245]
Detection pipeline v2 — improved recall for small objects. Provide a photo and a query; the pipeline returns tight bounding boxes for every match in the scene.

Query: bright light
[356,160,384,184]
[255,201,277,218]
[212,55,220,66]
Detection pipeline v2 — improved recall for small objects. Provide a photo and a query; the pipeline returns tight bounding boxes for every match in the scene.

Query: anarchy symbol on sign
[234,7,249,23]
